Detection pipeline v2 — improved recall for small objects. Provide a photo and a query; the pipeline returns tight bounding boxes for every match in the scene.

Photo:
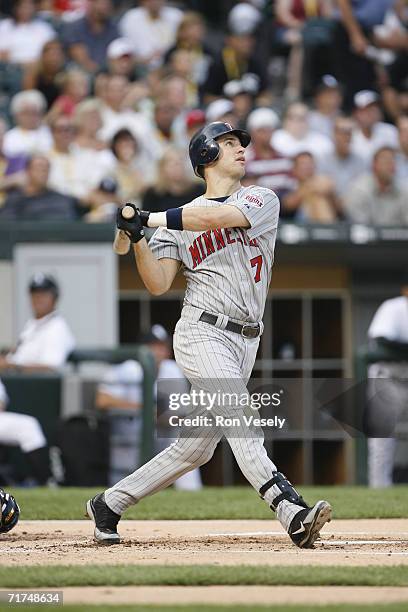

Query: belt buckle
[241,324,259,339]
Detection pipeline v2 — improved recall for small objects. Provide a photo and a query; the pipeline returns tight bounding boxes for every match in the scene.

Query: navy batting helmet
[189,121,250,178]
[0,488,20,534]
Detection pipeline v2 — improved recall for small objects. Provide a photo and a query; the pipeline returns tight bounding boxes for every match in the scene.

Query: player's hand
[116,205,145,243]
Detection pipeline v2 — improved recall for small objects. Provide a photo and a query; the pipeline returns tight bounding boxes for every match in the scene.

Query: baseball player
[87,121,332,548]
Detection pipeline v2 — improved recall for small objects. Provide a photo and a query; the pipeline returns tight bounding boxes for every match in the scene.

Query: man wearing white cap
[205,99,236,125]
[244,107,295,199]
[352,90,399,162]
[106,38,137,81]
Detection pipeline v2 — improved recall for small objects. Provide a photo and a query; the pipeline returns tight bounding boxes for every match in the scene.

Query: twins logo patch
[244,193,264,208]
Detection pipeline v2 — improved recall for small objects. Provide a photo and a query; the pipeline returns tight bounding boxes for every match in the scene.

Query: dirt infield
[2,519,408,605]
[1,519,408,567]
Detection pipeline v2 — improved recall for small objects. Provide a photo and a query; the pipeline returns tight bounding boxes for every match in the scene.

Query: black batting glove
[116,205,145,243]
[139,210,150,226]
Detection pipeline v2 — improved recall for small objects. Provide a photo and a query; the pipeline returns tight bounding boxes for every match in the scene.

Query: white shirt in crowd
[119,5,183,66]
[48,145,116,198]
[351,122,399,163]
[98,106,161,162]
[7,311,76,369]
[368,296,408,343]
[3,126,53,158]
[0,18,55,64]
[271,129,333,158]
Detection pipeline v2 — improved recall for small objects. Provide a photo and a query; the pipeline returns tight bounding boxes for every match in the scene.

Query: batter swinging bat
[113,205,136,255]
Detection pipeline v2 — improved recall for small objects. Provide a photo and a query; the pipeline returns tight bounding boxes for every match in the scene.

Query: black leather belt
[199,311,261,338]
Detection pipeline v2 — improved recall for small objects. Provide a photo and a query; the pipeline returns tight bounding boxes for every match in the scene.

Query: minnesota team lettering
[189,228,259,269]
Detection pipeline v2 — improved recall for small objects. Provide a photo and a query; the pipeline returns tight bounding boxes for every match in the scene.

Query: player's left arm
[180,205,250,231]
[142,189,279,235]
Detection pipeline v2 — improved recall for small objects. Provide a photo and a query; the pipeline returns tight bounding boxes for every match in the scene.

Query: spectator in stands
[344,146,408,225]
[333,0,399,110]
[274,0,332,101]
[47,115,77,195]
[151,100,179,154]
[0,154,78,220]
[22,39,66,110]
[205,99,236,125]
[317,116,367,201]
[47,68,89,121]
[62,0,119,73]
[142,147,204,213]
[0,378,53,486]
[110,128,147,203]
[365,274,408,487]
[164,12,213,90]
[271,102,333,158]
[0,274,75,372]
[201,24,268,104]
[243,107,295,199]
[106,38,138,81]
[3,90,52,158]
[83,176,120,222]
[119,0,183,70]
[396,115,408,183]
[282,151,340,222]
[95,324,202,490]
[71,99,116,198]
[223,73,260,128]
[97,74,157,162]
[0,0,56,65]
[309,75,343,138]
[352,90,399,163]
[0,118,27,207]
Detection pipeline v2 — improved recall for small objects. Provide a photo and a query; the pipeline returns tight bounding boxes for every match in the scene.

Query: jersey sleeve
[229,187,280,240]
[149,227,181,261]
[0,379,8,406]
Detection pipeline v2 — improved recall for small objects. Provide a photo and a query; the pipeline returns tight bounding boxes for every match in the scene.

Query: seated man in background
[3,90,52,158]
[0,377,52,486]
[243,107,295,200]
[0,274,76,372]
[317,116,367,204]
[344,146,408,225]
[0,154,78,220]
[96,325,202,491]
[366,275,408,487]
[282,151,341,222]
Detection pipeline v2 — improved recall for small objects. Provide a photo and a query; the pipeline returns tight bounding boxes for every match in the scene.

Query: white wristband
[147,212,167,228]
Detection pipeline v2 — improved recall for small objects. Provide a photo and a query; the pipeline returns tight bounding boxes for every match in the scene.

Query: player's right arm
[132,240,180,296]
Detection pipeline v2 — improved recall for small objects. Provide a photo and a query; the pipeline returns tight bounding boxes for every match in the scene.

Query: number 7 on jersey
[250,255,263,283]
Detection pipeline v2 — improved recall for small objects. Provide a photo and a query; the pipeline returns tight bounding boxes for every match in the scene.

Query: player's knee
[171,439,215,468]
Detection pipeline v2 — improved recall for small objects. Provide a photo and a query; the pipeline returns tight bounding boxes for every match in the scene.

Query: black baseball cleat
[86,493,121,544]
[288,500,332,548]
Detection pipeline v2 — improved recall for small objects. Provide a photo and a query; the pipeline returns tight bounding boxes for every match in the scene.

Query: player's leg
[224,335,331,548]
[87,421,222,543]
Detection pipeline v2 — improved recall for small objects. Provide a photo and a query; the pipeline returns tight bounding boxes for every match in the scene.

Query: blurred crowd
[0,0,406,225]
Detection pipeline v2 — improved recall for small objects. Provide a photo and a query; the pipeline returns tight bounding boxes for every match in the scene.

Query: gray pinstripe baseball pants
[105,311,303,531]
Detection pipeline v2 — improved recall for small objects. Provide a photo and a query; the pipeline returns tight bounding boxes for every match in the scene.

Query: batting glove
[116,205,145,243]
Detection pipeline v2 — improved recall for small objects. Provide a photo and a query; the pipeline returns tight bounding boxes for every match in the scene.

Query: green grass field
[8,485,408,520]
[1,565,407,589]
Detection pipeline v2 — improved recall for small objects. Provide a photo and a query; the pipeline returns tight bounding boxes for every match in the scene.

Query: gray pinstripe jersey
[149,185,280,323]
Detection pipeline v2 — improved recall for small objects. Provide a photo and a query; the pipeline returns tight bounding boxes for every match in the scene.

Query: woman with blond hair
[141,146,204,212]
[164,12,213,87]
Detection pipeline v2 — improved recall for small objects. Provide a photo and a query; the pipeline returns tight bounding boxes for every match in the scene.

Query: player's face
[215,134,246,179]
